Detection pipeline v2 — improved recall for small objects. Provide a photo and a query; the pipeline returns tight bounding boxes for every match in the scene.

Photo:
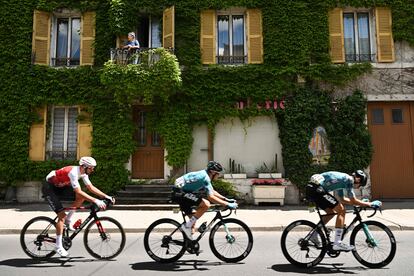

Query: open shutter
[32,10,51,65]
[328,8,345,63]
[162,6,175,49]
[246,9,263,64]
[200,10,216,64]
[116,35,128,48]
[77,107,92,158]
[375,7,395,62]
[29,107,47,161]
[80,11,95,65]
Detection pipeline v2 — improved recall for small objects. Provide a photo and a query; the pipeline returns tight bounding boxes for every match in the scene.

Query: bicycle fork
[361,223,378,247]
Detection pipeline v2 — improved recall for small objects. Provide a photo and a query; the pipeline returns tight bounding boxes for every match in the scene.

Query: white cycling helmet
[79,156,97,168]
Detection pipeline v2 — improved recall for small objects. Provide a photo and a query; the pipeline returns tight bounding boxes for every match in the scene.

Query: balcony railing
[51,57,80,67]
[109,48,174,65]
[345,53,376,62]
[46,150,77,161]
[217,55,247,65]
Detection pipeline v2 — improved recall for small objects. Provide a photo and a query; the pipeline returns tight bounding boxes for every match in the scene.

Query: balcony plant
[224,158,247,179]
[255,154,282,179]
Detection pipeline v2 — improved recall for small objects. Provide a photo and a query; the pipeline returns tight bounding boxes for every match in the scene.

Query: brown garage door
[131,108,164,179]
[368,102,414,198]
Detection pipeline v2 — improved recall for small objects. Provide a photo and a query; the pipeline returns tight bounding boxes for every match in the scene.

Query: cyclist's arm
[207,193,228,207]
[340,196,371,207]
[85,184,108,199]
[73,186,97,203]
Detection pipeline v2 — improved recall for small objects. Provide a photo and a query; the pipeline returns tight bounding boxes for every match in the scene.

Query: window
[392,108,403,124]
[343,11,373,62]
[48,107,78,160]
[52,14,81,66]
[137,16,162,48]
[372,108,384,124]
[217,12,246,64]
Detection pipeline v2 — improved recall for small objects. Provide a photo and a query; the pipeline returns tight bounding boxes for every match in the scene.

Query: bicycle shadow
[130,259,244,272]
[0,256,112,268]
[270,263,373,274]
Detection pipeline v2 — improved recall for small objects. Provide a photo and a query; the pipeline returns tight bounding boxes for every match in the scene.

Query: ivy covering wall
[0,0,413,193]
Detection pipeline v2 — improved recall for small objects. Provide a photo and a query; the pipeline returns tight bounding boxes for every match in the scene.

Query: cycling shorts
[306,183,339,210]
[171,187,202,215]
[42,182,68,213]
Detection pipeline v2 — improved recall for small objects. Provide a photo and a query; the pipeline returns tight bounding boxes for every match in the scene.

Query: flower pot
[224,173,247,179]
[252,185,286,206]
[258,173,282,179]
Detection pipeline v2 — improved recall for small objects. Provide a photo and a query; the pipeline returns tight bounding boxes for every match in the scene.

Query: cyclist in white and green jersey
[306,170,382,251]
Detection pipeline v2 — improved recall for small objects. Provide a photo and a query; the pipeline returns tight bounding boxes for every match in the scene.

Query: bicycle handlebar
[354,205,382,218]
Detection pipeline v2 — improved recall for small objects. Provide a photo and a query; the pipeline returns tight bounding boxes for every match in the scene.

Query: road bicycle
[281,204,396,268]
[144,205,253,263]
[20,198,126,260]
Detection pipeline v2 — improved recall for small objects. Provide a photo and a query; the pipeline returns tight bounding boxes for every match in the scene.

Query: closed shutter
[200,10,216,64]
[328,8,345,63]
[246,9,263,64]
[29,107,47,161]
[80,11,95,65]
[32,10,51,65]
[162,6,175,49]
[375,7,395,62]
[77,107,92,158]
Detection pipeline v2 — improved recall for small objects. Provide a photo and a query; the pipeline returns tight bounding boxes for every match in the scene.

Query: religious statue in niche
[308,126,330,165]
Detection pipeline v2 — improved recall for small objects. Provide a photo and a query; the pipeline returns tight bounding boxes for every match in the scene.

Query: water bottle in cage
[73,219,82,229]
[198,222,207,233]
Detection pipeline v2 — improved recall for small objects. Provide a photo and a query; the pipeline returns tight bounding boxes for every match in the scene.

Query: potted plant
[255,154,282,179]
[251,178,286,206]
[224,158,247,179]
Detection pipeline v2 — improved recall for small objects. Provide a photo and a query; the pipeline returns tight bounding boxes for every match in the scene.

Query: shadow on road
[270,263,374,274]
[130,260,243,272]
[0,256,111,268]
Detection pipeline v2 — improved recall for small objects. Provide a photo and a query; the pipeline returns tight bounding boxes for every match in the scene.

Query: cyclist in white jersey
[42,156,115,257]
[172,161,238,240]
[306,170,382,251]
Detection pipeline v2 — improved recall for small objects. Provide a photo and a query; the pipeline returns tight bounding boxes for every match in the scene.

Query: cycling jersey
[320,171,355,198]
[175,170,214,196]
[46,166,92,189]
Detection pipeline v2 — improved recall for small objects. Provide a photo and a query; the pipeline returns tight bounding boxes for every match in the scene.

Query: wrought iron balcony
[345,53,376,62]
[217,55,247,65]
[46,150,77,161]
[109,48,174,65]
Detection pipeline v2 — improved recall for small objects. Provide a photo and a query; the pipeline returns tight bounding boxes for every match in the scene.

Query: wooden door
[131,108,164,178]
[368,102,414,198]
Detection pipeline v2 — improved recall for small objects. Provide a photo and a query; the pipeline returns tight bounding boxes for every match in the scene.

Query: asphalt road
[0,231,413,276]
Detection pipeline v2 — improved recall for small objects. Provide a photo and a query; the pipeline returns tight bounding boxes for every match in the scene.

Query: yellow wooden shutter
[80,11,96,65]
[163,6,175,49]
[200,10,216,64]
[77,107,92,158]
[29,107,47,161]
[32,10,51,65]
[376,7,395,62]
[328,8,345,63]
[116,35,128,48]
[246,9,263,64]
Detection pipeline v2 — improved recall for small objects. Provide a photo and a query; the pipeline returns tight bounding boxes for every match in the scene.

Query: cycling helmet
[310,174,324,185]
[353,170,367,186]
[206,161,223,173]
[79,156,97,168]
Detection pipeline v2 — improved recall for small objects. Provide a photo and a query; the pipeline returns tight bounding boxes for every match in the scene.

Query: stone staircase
[116,182,173,205]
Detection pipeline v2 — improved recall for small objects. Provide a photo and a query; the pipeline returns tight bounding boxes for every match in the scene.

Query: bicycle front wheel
[20,216,57,259]
[143,218,186,263]
[350,220,396,268]
[209,218,253,263]
[83,216,126,259]
[280,220,327,268]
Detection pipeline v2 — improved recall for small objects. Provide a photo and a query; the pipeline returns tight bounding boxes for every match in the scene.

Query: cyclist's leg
[66,192,85,226]
[180,193,204,239]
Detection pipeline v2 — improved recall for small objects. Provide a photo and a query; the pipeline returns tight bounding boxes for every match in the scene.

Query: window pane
[343,13,355,61]
[152,132,161,146]
[357,13,370,61]
[151,17,161,48]
[57,18,69,63]
[392,109,403,123]
[70,18,81,64]
[372,108,384,124]
[67,107,78,159]
[218,15,230,60]
[52,108,65,159]
[232,15,244,63]
[138,111,146,146]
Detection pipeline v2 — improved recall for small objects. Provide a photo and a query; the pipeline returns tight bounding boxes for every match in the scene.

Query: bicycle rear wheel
[83,216,126,259]
[209,218,253,263]
[350,220,396,268]
[20,216,57,259]
[280,220,327,268]
[143,218,186,263]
